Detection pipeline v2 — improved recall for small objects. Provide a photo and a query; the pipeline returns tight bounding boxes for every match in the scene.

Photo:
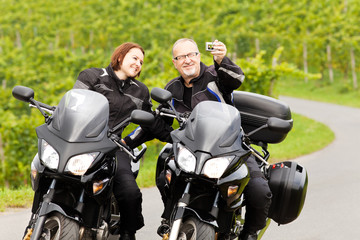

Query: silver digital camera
[205,42,215,51]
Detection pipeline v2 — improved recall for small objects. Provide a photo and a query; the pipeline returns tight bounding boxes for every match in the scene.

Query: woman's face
[118,48,144,79]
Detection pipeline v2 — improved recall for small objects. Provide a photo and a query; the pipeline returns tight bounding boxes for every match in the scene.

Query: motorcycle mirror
[267,117,293,133]
[151,87,172,104]
[12,85,35,103]
[130,110,155,127]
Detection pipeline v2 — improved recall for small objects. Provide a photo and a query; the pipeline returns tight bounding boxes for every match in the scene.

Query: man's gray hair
[172,38,199,57]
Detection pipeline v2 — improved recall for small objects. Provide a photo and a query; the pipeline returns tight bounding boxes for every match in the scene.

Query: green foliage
[0,110,42,187]
[0,0,358,188]
[237,48,321,96]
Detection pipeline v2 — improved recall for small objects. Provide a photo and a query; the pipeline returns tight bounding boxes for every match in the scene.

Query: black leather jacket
[165,56,245,113]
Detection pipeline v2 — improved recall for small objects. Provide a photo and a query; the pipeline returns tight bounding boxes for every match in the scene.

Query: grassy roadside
[275,76,360,108]
[268,113,334,162]
[0,187,33,212]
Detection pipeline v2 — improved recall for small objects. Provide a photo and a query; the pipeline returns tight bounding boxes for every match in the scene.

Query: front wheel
[41,212,80,240]
[177,217,215,240]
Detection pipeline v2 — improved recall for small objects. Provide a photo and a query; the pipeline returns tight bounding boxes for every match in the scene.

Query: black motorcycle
[12,86,154,240]
[150,88,308,240]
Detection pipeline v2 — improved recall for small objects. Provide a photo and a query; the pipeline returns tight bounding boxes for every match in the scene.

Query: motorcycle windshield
[175,101,243,156]
[48,89,109,142]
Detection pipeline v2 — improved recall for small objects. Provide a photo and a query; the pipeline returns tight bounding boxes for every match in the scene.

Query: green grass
[136,140,165,188]
[268,113,335,162]
[275,76,360,108]
[0,187,33,212]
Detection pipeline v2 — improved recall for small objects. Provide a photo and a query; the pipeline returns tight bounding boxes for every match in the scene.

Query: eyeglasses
[173,52,199,61]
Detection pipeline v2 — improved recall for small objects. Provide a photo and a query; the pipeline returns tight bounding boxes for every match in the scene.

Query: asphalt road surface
[1,96,360,240]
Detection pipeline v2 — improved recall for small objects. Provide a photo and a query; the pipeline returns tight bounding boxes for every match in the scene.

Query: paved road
[2,97,360,239]
[262,96,360,240]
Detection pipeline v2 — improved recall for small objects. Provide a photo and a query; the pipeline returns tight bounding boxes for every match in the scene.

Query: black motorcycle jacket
[165,56,245,113]
[74,64,172,148]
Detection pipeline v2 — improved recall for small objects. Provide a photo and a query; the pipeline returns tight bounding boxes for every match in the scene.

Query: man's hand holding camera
[206,39,227,65]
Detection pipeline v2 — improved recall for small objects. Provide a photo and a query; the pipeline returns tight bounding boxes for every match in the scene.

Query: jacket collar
[106,64,135,90]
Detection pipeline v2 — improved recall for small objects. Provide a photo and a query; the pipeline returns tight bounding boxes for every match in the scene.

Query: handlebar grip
[119,139,132,152]
[110,134,132,152]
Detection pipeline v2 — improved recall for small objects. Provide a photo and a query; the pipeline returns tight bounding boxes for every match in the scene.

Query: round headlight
[177,144,196,173]
[202,156,234,178]
[65,152,99,176]
[40,140,59,170]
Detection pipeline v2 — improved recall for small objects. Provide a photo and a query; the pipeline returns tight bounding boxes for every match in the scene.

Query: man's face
[172,41,201,81]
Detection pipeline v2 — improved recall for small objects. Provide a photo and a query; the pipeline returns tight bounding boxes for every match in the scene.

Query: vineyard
[0,0,359,187]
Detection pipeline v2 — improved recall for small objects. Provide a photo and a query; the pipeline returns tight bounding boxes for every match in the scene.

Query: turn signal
[31,169,37,180]
[227,185,239,198]
[93,178,109,194]
[31,162,37,180]
[165,170,172,184]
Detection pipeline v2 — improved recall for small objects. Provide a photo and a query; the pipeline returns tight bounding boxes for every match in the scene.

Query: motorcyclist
[73,42,172,240]
[162,38,272,240]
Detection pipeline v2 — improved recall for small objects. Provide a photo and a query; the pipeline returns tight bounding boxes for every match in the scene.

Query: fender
[38,202,77,221]
[182,207,218,228]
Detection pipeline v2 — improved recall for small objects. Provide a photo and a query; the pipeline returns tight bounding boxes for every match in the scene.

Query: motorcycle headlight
[65,152,99,176]
[177,144,196,173]
[40,140,59,170]
[202,156,235,178]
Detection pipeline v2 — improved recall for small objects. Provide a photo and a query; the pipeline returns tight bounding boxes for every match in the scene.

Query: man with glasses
[165,38,245,112]
[162,38,272,240]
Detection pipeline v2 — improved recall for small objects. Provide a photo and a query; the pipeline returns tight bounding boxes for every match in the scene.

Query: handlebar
[156,108,189,126]
[108,134,147,163]
[38,102,56,111]
[29,104,55,115]
[109,134,136,160]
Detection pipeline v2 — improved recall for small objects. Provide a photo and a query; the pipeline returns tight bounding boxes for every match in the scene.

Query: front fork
[167,181,221,240]
[168,182,191,240]
[30,179,57,240]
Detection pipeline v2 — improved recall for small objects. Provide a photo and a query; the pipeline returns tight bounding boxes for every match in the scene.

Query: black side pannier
[267,161,308,225]
[233,91,293,144]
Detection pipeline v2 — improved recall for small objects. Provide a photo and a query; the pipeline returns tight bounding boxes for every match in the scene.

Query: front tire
[178,217,215,240]
[41,212,79,240]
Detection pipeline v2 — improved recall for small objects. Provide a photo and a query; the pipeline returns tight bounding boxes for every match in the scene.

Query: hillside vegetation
[0,0,358,188]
